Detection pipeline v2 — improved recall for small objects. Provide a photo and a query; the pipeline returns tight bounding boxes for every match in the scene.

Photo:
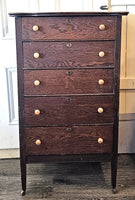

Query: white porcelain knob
[99,24,105,30]
[34,109,40,115]
[98,79,104,85]
[35,139,41,145]
[32,25,39,31]
[98,107,104,114]
[99,51,105,57]
[98,138,104,144]
[34,52,40,58]
[34,80,40,86]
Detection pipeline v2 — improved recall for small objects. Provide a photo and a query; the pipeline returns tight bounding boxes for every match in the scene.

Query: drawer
[22,16,116,40]
[25,126,113,155]
[24,69,114,95]
[24,95,114,126]
[23,41,114,68]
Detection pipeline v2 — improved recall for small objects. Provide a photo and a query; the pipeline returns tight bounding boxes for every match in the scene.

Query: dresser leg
[20,158,26,195]
[111,156,117,193]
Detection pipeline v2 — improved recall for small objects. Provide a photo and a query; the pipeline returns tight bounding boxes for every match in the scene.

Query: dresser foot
[21,190,26,196]
[112,188,117,194]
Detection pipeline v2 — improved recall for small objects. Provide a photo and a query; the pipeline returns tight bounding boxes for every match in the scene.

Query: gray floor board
[0,154,135,200]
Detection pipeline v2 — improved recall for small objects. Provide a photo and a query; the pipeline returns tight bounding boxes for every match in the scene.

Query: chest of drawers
[10,12,128,195]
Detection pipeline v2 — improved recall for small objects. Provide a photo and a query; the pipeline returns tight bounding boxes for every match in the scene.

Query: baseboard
[119,113,135,121]
[0,149,19,159]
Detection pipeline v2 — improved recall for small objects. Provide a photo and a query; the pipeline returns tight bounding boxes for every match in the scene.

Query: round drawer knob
[98,79,104,85]
[32,25,39,31]
[99,51,105,57]
[34,52,40,58]
[99,24,105,30]
[35,139,41,146]
[98,107,104,114]
[34,80,40,86]
[98,138,104,144]
[34,109,40,115]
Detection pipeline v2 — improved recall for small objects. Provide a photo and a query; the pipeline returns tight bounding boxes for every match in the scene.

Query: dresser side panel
[15,17,25,159]
[113,16,122,155]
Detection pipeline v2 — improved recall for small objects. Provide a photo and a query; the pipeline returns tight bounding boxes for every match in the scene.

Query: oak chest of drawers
[10,12,128,195]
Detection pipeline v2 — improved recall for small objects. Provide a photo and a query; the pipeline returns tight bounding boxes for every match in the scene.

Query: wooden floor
[0,154,135,200]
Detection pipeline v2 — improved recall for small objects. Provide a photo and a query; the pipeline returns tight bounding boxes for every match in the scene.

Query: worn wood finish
[24,69,114,95]
[9,11,129,17]
[23,41,114,68]
[111,15,122,190]
[25,126,113,155]
[26,153,113,163]
[24,96,114,126]
[10,12,128,195]
[15,17,26,194]
[22,16,116,40]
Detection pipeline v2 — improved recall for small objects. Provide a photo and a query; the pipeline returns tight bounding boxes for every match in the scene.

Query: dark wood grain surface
[15,17,26,193]
[25,126,113,155]
[24,95,114,126]
[26,154,112,163]
[23,41,114,68]
[9,11,129,17]
[111,15,122,189]
[22,16,116,40]
[24,69,114,95]
[12,12,128,194]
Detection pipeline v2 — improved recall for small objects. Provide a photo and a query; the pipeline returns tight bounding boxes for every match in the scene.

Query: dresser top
[9,12,128,17]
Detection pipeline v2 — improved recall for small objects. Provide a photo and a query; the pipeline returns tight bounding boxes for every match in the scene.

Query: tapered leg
[111,155,117,193]
[20,157,26,196]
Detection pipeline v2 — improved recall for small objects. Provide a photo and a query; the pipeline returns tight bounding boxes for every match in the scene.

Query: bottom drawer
[25,126,113,155]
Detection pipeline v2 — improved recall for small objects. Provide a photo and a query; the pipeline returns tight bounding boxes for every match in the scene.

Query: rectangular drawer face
[22,16,116,40]
[23,41,114,68]
[25,126,113,155]
[24,69,114,95]
[24,96,114,126]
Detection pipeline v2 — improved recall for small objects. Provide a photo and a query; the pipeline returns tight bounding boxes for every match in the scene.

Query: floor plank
[0,154,135,200]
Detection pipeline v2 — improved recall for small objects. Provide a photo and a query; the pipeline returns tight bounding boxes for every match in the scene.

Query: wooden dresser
[10,12,128,195]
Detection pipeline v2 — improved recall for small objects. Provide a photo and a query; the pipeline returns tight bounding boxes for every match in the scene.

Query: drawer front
[22,16,116,40]
[24,69,114,95]
[25,126,113,155]
[23,41,114,68]
[24,96,114,126]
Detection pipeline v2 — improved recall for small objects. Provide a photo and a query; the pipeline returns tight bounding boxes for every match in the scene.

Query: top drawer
[22,16,116,40]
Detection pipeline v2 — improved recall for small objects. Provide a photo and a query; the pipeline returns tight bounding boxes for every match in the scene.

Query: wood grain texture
[12,12,128,193]
[111,15,122,189]
[25,126,113,155]
[26,154,112,163]
[24,69,114,95]
[9,11,129,17]
[24,95,114,126]
[22,16,116,40]
[15,17,26,193]
[23,41,115,68]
